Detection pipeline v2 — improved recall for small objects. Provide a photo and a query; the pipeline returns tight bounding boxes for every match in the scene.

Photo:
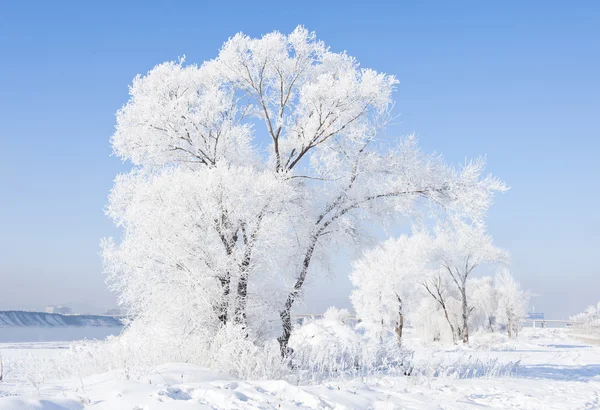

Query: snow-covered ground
[1,328,599,409]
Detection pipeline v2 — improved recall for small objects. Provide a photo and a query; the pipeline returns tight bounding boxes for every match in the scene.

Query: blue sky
[0,1,598,317]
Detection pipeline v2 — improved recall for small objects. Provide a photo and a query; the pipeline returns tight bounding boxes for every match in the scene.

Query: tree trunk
[234,214,265,328]
[395,311,404,346]
[214,214,237,327]
[394,296,404,346]
[461,287,469,344]
[234,273,248,327]
[488,316,495,332]
[424,281,458,344]
[508,313,516,338]
[216,276,230,326]
[277,300,293,357]
[234,245,253,327]
[277,233,320,357]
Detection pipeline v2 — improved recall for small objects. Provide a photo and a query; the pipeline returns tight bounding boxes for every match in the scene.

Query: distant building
[45,305,72,315]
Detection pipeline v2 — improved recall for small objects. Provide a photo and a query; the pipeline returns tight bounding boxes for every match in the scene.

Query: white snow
[1,328,599,409]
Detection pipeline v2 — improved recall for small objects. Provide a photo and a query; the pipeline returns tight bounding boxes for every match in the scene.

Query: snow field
[1,328,599,409]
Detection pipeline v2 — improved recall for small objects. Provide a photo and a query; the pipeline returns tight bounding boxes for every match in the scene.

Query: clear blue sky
[0,1,598,317]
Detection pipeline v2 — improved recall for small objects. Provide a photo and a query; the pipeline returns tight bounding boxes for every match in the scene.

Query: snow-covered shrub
[571,301,600,336]
[0,353,68,396]
[412,354,520,381]
[76,322,287,380]
[289,308,412,383]
[206,324,289,379]
[289,308,361,382]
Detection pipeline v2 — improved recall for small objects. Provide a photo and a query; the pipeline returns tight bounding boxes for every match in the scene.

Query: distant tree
[431,221,509,343]
[468,276,498,332]
[495,269,529,337]
[350,231,431,345]
[422,271,462,343]
[571,301,600,336]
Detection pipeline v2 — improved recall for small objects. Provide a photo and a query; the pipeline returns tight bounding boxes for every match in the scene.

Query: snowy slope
[0,311,124,327]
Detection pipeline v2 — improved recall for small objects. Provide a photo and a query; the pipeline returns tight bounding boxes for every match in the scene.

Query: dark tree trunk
[233,215,265,328]
[488,316,495,332]
[214,211,239,327]
[234,249,252,327]
[234,273,248,327]
[395,311,404,346]
[217,276,230,326]
[277,233,319,357]
[394,296,404,346]
[277,303,293,357]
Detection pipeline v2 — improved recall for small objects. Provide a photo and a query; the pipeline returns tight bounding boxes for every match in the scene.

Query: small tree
[422,272,462,343]
[468,276,498,333]
[350,231,431,345]
[495,269,529,338]
[432,221,509,343]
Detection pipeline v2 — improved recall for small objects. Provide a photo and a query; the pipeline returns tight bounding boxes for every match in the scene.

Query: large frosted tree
[104,26,507,358]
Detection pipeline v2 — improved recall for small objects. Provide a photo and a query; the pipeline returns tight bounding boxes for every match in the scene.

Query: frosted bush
[0,353,68,396]
[289,307,412,383]
[412,354,520,381]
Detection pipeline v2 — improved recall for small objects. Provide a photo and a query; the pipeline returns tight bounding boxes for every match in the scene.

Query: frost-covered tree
[571,301,600,336]
[468,276,498,333]
[102,167,296,340]
[421,275,501,343]
[422,270,463,343]
[429,221,509,343]
[495,270,529,338]
[350,230,504,345]
[104,26,507,359]
[350,231,431,345]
